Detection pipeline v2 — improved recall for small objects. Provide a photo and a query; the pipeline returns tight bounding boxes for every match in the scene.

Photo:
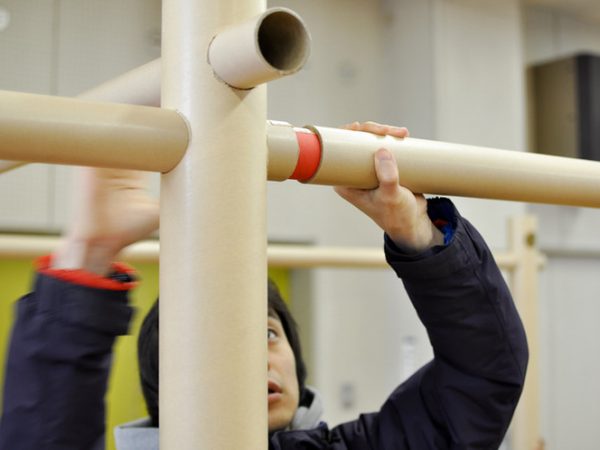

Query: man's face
[267,315,300,432]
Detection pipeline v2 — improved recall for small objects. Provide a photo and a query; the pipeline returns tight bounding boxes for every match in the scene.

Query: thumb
[374,148,399,191]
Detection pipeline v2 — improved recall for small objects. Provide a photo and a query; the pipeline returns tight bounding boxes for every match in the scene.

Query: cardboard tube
[0,59,163,175]
[0,90,188,172]
[266,120,300,180]
[78,58,161,105]
[290,128,321,181]
[160,0,268,448]
[208,7,310,89]
[266,123,600,208]
[0,160,24,174]
[0,234,521,270]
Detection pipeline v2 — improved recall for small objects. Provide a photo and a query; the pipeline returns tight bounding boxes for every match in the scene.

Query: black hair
[138,279,307,427]
[267,279,307,399]
[138,300,159,426]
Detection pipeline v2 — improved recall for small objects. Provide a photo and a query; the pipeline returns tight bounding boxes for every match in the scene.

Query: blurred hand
[53,167,159,274]
[334,122,443,253]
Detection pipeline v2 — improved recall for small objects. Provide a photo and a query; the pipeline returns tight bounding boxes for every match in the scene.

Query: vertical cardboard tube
[208,7,310,89]
[161,0,268,449]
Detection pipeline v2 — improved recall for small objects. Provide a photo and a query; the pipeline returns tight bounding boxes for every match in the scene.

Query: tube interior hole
[258,11,310,71]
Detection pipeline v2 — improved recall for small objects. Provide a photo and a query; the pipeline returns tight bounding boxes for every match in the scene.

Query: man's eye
[268,328,278,340]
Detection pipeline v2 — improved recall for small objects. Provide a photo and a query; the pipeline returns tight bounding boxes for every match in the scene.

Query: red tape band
[290,131,322,182]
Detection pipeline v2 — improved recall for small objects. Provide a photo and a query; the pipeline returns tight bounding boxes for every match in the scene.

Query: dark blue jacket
[0,199,528,449]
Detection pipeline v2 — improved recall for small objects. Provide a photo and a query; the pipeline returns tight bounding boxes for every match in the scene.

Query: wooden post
[509,215,544,450]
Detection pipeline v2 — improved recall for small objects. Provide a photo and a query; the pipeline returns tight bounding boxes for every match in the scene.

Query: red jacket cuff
[36,255,138,291]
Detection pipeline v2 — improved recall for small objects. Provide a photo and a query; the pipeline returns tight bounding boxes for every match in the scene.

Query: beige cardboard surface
[0,233,524,270]
[266,121,300,180]
[302,126,600,208]
[0,160,24,175]
[0,90,188,172]
[159,0,268,448]
[79,58,161,106]
[208,8,310,89]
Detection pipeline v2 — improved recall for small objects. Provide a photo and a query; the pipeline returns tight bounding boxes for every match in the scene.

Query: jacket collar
[114,386,324,449]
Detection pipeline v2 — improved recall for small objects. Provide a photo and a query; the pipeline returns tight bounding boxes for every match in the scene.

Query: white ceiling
[525,0,600,23]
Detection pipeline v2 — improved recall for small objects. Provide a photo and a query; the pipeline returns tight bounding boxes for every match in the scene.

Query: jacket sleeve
[0,273,134,450]
[335,198,529,449]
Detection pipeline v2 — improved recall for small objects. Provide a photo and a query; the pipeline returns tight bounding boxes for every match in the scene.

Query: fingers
[340,122,406,193]
[342,121,409,139]
[335,121,406,216]
[333,149,399,198]
[334,149,401,214]
[375,148,399,189]
[342,121,361,131]
[93,168,149,190]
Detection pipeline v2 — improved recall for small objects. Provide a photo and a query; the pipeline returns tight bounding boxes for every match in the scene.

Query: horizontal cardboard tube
[0,90,188,172]
[266,122,600,208]
[78,58,161,105]
[208,7,311,89]
[0,234,520,269]
[3,111,600,208]
[0,160,25,175]
[0,59,163,174]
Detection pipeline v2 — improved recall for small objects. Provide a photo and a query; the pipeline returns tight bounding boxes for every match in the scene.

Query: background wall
[525,5,600,449]
[0,0,599,449]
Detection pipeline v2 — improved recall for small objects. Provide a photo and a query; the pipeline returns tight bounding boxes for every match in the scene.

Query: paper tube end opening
[258,9,310,74]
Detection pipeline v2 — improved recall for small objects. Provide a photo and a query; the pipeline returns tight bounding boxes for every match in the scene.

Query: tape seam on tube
[290,131,321,181]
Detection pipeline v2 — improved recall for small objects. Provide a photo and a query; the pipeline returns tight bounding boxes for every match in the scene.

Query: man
[0,122,528,449]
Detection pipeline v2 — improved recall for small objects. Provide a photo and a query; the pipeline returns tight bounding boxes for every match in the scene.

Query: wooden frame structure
[0,0,598,448]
